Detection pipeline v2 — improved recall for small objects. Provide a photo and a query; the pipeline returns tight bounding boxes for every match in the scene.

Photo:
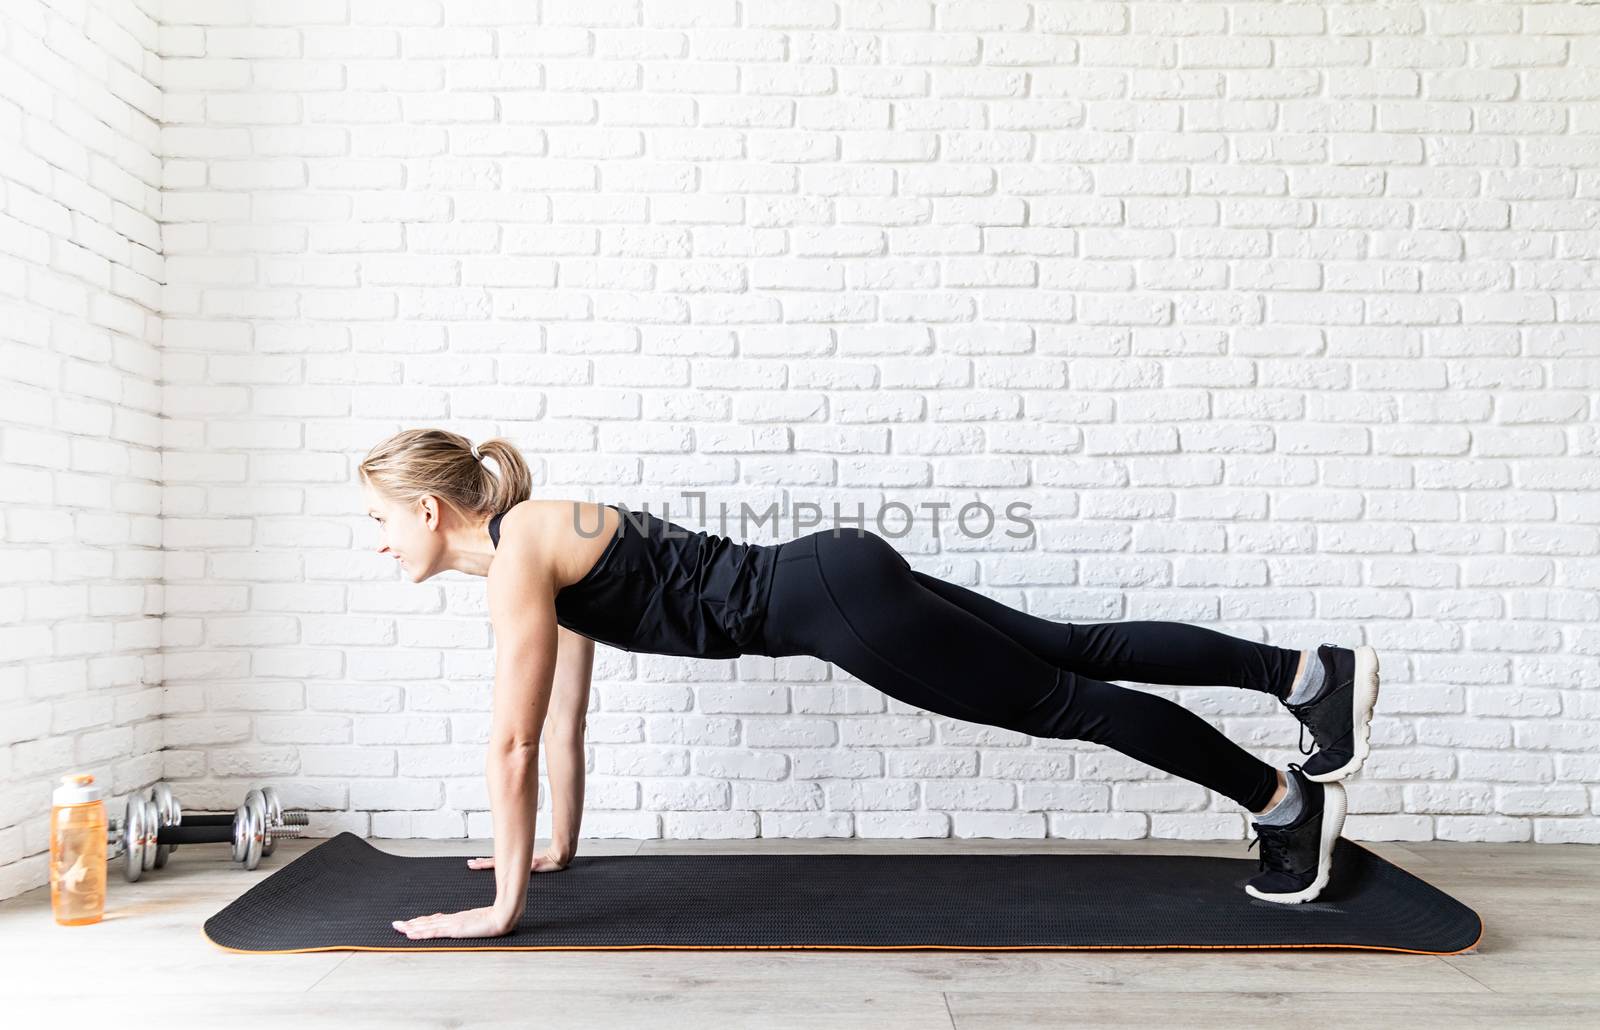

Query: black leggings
[754,529,1299,813]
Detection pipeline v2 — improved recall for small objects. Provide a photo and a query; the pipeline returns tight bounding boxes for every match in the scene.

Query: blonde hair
[358,428,532,520]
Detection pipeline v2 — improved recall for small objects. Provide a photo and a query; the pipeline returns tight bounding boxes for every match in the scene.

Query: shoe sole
[1305,645,1380,784]
[1244,780,1348,904]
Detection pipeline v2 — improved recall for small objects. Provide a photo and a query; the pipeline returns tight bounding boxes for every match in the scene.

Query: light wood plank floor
[2,836,1596,1028]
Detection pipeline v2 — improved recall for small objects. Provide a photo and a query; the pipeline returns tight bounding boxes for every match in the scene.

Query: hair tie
[470,442,482,462]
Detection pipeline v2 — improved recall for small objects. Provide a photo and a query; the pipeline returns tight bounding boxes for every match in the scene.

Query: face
[364,482,444,582]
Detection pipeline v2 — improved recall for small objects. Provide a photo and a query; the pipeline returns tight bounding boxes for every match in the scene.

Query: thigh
[908,569,1080,669]
[909,569,1293,694]
[785,529,1066,732]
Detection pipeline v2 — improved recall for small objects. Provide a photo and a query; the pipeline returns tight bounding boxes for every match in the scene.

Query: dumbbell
[147,784,303,864]
[108,784,308,882]
[147,783,303,863]
[139,781,282,868]
[112,785,306,882]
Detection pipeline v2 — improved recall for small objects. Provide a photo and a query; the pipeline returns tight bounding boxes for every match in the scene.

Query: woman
[363,429,1381,941]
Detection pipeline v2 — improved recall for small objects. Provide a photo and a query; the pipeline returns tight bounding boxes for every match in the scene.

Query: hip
[749,527,908,657]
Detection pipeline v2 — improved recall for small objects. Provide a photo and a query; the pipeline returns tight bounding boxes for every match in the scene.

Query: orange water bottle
[50,773,108,926]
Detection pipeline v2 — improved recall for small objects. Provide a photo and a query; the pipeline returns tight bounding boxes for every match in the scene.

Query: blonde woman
[362,429,1380,940]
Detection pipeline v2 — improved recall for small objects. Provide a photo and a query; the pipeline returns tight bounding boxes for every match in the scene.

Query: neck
[442,517,498,577]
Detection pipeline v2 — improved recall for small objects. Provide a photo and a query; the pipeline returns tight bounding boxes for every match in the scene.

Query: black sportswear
[490,511,1310,812]
[488,503,778,660]
[1245,763,1347,904]
[1286,643,1379,782]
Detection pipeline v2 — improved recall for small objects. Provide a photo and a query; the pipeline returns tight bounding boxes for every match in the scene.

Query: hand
[392,905,515,941]
[467,847,571,874]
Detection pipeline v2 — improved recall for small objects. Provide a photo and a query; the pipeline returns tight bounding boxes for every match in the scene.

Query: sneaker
[1245,764,1347,904]
[1283,643,1381,782]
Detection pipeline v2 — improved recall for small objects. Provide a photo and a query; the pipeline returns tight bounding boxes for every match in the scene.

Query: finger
[401,919,442,939]
[420,918,459,939]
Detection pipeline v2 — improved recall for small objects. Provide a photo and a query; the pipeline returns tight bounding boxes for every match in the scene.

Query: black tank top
[487,503,778,659]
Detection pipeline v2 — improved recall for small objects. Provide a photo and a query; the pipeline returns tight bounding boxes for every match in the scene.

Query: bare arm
[482,561,559,928]
[392,545,557,941]
[543,626,593,864]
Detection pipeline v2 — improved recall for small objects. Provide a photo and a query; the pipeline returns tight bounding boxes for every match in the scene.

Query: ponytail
[358,428,533,520]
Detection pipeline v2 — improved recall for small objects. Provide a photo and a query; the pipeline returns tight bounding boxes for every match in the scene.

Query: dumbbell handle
[159,810,307,844]
[181,811,309,829]
[161,823,237,845]
[180,810,309,828]
[181,813,234,827]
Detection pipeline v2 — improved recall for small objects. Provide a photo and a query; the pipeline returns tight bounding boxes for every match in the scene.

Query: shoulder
[483,502,560,623]
[492,498,543,544]
[488,499,609,590]
[486,501,556,598]
[495,499,603,551]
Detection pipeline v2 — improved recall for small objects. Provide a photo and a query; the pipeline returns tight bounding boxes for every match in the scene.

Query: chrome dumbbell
[155,784,304,861]
[231,787,309,869]
[107,784,309,881]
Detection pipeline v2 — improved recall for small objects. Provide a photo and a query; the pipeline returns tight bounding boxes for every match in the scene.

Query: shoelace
[1245,827,1293,875]
[1287,694,1326,755]
[1285,655,1355,756]
[1247,763,1307,872]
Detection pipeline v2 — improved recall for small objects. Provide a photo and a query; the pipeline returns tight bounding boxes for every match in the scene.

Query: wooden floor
[2,835,1596,1028]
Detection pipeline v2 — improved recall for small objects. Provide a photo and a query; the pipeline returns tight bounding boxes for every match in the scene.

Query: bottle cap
[52,773,102,806]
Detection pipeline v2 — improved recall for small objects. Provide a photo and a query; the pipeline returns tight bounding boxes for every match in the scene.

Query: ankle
[1253,769,1288,816]
[1272,649,1307,702]
[1254,768,1308,826]
[1284,647,1326,705]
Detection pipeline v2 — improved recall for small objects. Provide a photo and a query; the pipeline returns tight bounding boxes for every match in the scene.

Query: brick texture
[5,1,1599,901]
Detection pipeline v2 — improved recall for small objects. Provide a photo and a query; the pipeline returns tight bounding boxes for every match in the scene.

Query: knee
[994,667,1086,739]
[1011,672,1136,748]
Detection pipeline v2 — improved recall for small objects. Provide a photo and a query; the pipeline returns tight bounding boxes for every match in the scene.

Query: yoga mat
[204,832,1481,955]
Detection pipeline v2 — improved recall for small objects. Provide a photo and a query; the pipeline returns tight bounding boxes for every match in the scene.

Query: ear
[420,494,442,530]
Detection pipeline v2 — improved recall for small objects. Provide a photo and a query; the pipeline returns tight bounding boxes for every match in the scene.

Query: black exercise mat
[204,832,1481,955]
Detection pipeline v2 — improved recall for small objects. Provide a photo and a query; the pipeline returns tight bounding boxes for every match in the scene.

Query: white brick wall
[0,0,165,900]
[6,1,1600,902]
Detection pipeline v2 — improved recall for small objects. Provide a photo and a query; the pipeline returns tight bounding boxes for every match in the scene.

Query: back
[490,504,779,659]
